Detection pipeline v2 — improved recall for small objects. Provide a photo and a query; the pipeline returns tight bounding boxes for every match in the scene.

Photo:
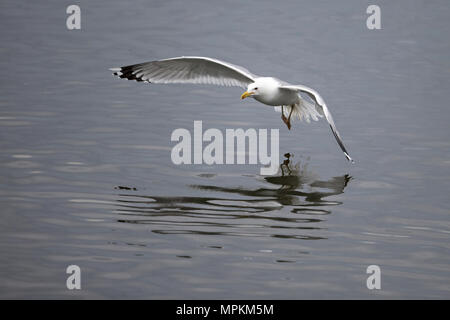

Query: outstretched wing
[280,84,354,163]
[110,56,257,88]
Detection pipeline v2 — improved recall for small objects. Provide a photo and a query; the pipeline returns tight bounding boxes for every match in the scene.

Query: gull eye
[254,87,258,90]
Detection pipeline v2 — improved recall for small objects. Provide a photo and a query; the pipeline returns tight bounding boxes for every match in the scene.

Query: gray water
[0,0,449,299]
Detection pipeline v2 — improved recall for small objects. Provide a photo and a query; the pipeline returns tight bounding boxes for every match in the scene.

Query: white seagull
[111,56,353,162]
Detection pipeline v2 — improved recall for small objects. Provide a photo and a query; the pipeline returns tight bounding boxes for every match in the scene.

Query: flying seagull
[110,56,353,162]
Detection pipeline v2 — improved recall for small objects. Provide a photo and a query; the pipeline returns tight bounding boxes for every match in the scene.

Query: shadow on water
[113,153,352,241]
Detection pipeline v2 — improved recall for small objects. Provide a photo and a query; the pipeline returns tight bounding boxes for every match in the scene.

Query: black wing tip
[110,66,150,83]
[345,152,355,164]
[328,124,354,164]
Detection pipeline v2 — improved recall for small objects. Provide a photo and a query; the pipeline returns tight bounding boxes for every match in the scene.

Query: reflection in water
[113,154,351,241]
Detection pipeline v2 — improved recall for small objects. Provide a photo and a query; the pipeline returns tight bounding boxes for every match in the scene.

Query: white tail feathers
[274,98,323,123]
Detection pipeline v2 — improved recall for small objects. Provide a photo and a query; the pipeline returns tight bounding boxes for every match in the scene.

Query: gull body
[243,77,299,106]
[111,56,354,162]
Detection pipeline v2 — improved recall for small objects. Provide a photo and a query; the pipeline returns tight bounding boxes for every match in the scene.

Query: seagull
[111,56,354,162]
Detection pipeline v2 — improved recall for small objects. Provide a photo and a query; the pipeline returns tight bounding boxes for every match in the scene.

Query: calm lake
[0,0,449,299]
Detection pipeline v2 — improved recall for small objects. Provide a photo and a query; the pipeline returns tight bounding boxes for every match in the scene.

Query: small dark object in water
[114,186,137,191]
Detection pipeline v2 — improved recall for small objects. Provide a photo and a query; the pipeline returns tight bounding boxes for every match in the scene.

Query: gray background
[0,0,449,298]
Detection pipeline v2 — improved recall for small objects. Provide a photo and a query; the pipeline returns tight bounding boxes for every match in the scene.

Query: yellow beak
[241,91,254,99]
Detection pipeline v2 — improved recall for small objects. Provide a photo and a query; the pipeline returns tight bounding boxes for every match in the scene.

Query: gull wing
[110,56,257,88]
[280,84,354,163]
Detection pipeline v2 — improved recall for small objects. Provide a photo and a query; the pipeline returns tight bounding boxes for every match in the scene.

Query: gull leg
[286,105,294,130]
[281,105,294,130]
[281,105,290,129]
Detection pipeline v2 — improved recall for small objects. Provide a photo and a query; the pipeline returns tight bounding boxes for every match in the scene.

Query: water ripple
[113,159,351,241]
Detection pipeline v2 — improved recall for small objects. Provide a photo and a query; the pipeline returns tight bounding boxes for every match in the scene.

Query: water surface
[0,0,449,299]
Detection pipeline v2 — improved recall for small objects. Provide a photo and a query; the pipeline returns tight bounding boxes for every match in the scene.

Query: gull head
[240,78,280,104]
[241,82,261,100]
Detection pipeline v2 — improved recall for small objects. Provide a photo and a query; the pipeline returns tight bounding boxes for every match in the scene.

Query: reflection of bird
[111,56,353,162]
